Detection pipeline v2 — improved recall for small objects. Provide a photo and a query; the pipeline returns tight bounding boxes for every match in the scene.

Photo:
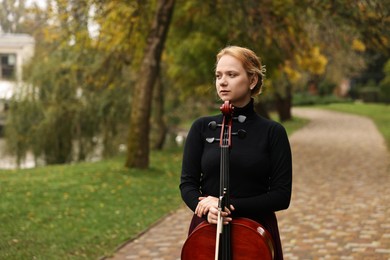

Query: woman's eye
[216,74,221,79]
[229,73,236,78]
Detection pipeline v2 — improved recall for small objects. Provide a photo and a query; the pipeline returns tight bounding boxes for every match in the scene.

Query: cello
[181,101,275,260]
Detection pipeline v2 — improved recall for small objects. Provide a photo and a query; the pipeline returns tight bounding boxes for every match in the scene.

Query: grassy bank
[317,103,390,149]
[0,150,183,259]
[0,118,306,259]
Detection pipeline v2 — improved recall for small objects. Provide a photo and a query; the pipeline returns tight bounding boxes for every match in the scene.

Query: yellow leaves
[295,46,328,75]
[286,25,295,36]
[108,83,116,90]
[41,27,62,44]
[28,211,35,220]
[84,184,96,193]
[80,208,86,218]
[283,61,302,83]
[352,39,366,52]
[95,2,141,50]
[379,35,389,48]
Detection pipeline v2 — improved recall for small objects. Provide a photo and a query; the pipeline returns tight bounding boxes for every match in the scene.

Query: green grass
[0,150,183,260]
[0,117,307,260]
[274,115,309,136]
[316,103,390,149]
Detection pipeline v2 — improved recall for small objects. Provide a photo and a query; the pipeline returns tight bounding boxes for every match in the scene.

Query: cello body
[181,217,274,260]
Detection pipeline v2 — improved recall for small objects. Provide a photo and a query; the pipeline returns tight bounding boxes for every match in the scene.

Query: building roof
[0,33,35,48]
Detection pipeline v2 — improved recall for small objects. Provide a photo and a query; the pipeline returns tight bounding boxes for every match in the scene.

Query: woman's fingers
[195,196,218,217]
[207,207,232,224]
[195,197,234,220]
[207,207,218,223]
[195,204,205,217]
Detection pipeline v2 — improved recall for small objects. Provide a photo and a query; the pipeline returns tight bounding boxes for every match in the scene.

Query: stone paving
[106,108,390,260]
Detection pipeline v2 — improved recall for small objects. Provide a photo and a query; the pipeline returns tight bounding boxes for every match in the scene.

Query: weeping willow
[5,47,131,167]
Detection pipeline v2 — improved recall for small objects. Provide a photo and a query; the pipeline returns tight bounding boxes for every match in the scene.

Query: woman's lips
[219,90,230,95]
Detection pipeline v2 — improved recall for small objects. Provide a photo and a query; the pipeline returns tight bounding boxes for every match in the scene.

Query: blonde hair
[216,46,266,95]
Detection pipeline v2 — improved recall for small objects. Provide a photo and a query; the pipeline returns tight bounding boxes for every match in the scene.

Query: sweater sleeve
[179,119,204,212]
[231,123,292,215]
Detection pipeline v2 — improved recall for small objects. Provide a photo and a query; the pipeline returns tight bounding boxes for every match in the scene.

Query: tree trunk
[275,81,292,122]
[275,93,292,122]
[152,76,168,150]
[125,0,175,168]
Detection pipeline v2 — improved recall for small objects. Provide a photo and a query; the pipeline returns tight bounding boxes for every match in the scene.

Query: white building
[0,33,35,126]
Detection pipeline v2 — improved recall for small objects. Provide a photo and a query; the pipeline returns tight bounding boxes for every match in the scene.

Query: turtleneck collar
[233,98,256,118]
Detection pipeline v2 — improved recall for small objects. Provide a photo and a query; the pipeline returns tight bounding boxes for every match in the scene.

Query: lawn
[0,117,307,259]
[0,151,184,259]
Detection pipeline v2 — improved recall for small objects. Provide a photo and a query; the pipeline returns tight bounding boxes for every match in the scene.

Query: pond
[0,138,35,169]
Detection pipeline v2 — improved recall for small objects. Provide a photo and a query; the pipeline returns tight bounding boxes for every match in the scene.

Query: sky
[25,0,47,8]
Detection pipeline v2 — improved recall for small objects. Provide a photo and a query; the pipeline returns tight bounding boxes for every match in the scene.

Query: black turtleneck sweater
[180,100,292,219]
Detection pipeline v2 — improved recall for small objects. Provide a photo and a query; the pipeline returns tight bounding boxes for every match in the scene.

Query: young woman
[180,46,292,259]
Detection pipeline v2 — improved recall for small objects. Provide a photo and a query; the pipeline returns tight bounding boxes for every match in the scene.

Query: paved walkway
[106,108,390,260]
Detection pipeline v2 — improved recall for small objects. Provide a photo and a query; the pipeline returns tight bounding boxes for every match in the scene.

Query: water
[0,138,35,169]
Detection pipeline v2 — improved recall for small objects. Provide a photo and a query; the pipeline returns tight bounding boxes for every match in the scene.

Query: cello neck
[217,101,234,260]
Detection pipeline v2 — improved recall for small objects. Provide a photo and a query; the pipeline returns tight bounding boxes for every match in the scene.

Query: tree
[165,0,390,121]
[125,0,175,168]
[379,59,390,103]
[5,0,135,165]
[4,0,389,167]
[0,0,27,33]
[165,0,312,121]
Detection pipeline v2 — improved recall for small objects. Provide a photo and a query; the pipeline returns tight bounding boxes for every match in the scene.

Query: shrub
[359,86,380,103]
[293,93,351,106]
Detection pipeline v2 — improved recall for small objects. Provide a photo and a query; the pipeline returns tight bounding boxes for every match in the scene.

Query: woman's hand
[207,205,235,225]
[195,196,235,224]
[194,196,218,217]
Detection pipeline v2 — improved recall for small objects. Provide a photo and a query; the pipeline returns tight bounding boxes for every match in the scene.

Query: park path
[106,108,390,260]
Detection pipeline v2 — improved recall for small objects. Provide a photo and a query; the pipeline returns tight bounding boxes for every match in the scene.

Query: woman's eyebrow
[216,69,239,73]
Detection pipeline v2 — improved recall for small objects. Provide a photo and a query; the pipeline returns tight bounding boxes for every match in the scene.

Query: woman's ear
[250,74,258,90]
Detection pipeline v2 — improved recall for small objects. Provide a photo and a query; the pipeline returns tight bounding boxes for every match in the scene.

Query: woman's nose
[219,76,227,86]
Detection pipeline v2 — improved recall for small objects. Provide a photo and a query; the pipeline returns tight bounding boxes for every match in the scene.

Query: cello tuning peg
[208,121,219,130]
[232,129,246,139]
[206,137,219,143]
[233,115,246,123]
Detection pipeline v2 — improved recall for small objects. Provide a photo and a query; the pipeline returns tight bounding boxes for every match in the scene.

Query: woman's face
[215,54,256,107]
